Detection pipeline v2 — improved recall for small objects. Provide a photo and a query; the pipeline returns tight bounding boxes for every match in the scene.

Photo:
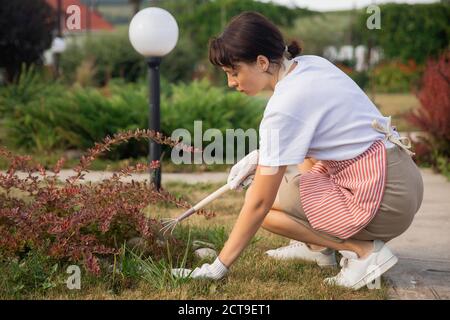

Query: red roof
[46,0,114,32]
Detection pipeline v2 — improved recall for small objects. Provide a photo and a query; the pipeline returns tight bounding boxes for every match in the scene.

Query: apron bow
[371,116,415,156]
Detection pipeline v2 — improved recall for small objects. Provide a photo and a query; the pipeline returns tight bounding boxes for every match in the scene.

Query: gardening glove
[171,257,228,280]
[227,149,259,191]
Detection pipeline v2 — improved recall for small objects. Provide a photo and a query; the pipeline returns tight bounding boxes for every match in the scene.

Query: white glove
[227,150,259,191]
[171,257,228,280]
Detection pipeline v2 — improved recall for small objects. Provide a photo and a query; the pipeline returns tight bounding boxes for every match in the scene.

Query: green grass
[0,181,389,299]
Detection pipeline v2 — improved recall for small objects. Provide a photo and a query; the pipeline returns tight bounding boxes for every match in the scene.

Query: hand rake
[159,175,254,236]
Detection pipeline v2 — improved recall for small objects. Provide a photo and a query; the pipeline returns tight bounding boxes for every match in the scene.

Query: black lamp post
[147,57,162,189]
[129,8,179,190]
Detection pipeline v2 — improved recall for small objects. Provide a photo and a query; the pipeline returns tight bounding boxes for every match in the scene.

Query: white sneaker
[324,240,398,290]
[265,240,337,267]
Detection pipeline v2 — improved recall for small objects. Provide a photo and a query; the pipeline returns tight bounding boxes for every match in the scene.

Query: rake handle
[192,183,230,211]
[175,183,230,223]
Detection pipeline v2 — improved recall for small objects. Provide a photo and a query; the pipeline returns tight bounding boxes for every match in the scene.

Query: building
[44,0,114,66]
[45,0,114,33]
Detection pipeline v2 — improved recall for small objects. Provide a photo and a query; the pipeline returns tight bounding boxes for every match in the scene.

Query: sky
[258,0,441,11]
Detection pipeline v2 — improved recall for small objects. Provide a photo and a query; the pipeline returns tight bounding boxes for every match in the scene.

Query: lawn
[0,180,389,300]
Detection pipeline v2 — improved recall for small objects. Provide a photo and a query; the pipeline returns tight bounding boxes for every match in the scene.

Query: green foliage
[356,3,450,63]
[163,0,311,55]
[0,251,60,299]
[162,80,264,135]
[1,77,149,158]
[60,31,146,86]
[173,225,229,251]
[160,80,265,156]
[288,11,358,55]
[0,65,51,110]
[348,71,370,90]
[436,154,450,181]
[60,0,313,85]
[0,68,265,159]
[369,60,423,93]
[129,234,194,290]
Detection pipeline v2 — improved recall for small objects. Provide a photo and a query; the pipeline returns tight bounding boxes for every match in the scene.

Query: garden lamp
[128,7,179,190]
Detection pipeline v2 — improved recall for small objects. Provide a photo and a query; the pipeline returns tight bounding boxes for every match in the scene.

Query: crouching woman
[172,11,423,290]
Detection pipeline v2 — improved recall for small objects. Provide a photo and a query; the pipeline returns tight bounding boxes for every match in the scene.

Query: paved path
[5,169,230,185]
[384,169,450,300]
[6,167,449,299]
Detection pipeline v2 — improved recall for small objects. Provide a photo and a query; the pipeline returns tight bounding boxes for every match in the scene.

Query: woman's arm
[218,165,287,267]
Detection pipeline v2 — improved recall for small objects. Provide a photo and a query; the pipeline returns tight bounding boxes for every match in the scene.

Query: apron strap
[371,116,415,156]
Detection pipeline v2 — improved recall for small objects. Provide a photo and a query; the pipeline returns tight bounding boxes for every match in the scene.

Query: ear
[256,55,270,72]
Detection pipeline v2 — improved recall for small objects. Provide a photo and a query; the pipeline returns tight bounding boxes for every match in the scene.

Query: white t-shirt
[258,55,398,167]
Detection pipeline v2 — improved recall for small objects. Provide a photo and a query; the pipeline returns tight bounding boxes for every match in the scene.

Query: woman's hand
[227,150,259,191]
[171,257,228,280]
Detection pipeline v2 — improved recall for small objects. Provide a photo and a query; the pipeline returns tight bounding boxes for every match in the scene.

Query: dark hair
[208,11,302,70]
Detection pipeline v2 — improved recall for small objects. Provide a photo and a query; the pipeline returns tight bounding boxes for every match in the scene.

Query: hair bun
[286,40,302,59]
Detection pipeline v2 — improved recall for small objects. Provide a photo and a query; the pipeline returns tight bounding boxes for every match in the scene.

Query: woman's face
[221,55,273,96]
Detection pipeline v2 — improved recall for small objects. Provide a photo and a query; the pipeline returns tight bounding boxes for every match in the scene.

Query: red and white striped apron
[298,118,414,239]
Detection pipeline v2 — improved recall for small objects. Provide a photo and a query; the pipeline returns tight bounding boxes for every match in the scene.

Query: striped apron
[299,117,414,239]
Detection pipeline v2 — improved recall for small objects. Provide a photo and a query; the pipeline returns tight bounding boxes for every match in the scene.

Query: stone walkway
[384,168,450,300]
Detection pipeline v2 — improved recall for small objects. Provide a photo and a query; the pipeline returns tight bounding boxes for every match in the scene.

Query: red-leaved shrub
[0,129,214,274]
[407,51,450,167]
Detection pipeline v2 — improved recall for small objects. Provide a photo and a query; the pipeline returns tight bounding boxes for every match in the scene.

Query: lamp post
[129,7,179,190]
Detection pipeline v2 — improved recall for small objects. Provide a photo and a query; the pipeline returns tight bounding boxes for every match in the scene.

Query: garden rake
[159,174,254,236]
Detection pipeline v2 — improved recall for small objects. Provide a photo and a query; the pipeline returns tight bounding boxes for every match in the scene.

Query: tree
[355,3,450,64]
[0,0,55,83]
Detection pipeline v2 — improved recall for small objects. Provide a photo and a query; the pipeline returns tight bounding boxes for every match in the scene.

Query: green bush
[60,31,146,86]
[0,251,60,299]
[162,80,262,134]
[161,80,265,157]
[369,60,423,93]
[1,78,149,158]
[356,3,450,64]
[0,69,265,159]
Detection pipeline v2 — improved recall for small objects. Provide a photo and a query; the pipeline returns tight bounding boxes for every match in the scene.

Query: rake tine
[159,183,232,237]
[168,222,178,235]
[160,220,178,236]
[160,221,174,233]
[162,224,175,237]
[160,218,175,224]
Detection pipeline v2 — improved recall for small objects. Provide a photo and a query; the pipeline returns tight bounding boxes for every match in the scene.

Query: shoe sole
[351,254,398,290]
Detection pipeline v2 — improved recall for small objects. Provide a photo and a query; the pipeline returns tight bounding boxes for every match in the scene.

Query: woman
[172,11,423,290]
